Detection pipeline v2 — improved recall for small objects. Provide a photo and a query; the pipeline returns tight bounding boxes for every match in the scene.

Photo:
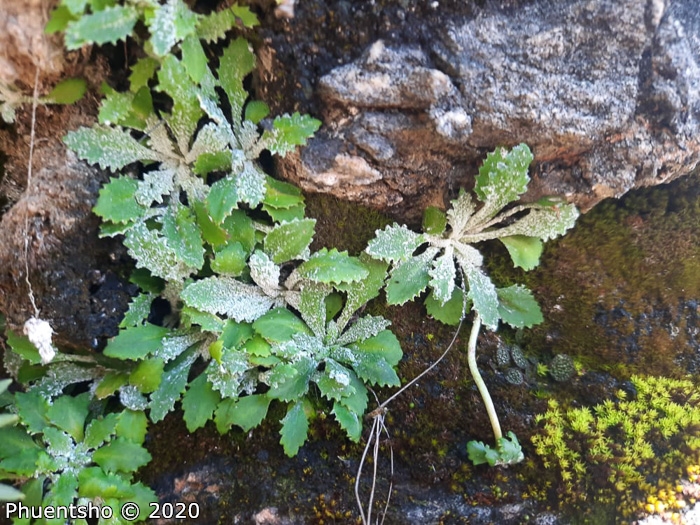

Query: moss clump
[530,375,700,522]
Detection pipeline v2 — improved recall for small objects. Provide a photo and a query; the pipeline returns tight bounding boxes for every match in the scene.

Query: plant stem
[466,314,502,442]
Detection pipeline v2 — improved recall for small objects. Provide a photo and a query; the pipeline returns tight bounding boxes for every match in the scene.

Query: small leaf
[385,248,437,306]
[253,308,312,343]
[46,393,90,442]
[336,315,390,346]
[64,5,139,49]
[349,330,403,367]
[103,324,170,361]
[425,287,467,325]
[496,285,543,329]
[182,374,221,432]
[236,161,267,207]
[485,204,579,242]
[218,37,255,115]
[298,283,331,338]
[428,247,456,305]
[43,78,87,104]
[263,176,303,210]
[499,235,543,271]
[265,360,314,402]
[84,414,119,448]
[196,7,236,42]
[149,349,197,423]
[279,401,309,457]
[366,224,425,263]
[350,353,400,387]
[129,358,164,394]
[161,206,205,271]
[336,254,388,329]
[148,0,197,57]
[207,176,239,224]
[78,467,135,499]
[129,57,159,93]
[297,249,369,285]
[211,242,249,276]
[64,126,157,171]
[245,101,270,124]
[116,410,149,444]
[94,372,129,400]
[231,4,259,27]
[264,219,316,264]
[94,177,142,224]
[316,360,356,401]
[263,113,322,156]
[45,5,77,34]
[194,151,233,176]
[14,390,49,434]
[181,35,208,83]
[332,402,362,442]
[423,206,447,235]
[0,483,26,502]
[93,437,152,474]
[6,329,42,364]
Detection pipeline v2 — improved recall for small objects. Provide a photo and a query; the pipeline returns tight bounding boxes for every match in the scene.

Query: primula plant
[366,144,579,465]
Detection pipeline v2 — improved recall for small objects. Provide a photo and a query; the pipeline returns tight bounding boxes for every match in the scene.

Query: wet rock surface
[268,0,700,222]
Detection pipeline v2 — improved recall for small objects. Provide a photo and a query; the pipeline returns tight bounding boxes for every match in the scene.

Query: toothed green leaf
[425,286,467,325]
[264,219,316,264]
[263,113,322,156]
[496,285,543,329]
[499,235,543,271]
[297,249,368,285]
[331,402,362,442]
[279,401,309,457]
[366,224,426,263]
[103,323,170,361]
[182,374,221,432]
[147,0,197,57]
[43,78,86,104]
[63,5,139,49]
[218,37,255,115]
[65,126,157,170]
[385,248,437,306]
[93,437,152,474]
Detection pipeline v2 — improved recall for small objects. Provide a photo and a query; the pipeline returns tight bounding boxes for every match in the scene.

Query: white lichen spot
[24,317,56,365]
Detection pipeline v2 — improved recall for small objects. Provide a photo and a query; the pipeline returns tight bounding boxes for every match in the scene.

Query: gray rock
[277,0,700,222]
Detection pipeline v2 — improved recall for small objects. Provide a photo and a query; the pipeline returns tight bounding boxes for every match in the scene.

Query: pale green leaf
[245,100,270,124]
[211,242,248,276]
[331,402,362,442]
[298,283,331,338]
[428,247,456,305]
[266,359,314,402]
[148,0,197,57]
[473,143,532,222]
[483,204,579,242]
[248,251,281,293]
[103,323,170,360]
[263,176,303,210]
[366,224,425,263]
[98,89,133,126]
[64,126,157,170]
[218,38,255,115]
[422,206,447,235]
[129,57,159,93]
[499,235,543,271]
[0,483,26,501]
[43,78,86,104]
[316,360,356,401]
[196,7,236,42]
[263,113,322,156]
[6,329,42,365]
[336,254,388,330]
[496,285,543,329]
[446,189,477,235]
[231,4,259,27]
[207,176,239,223]
[464,264,500,330]
[93,437,152,473]
[279,401,309,457]
[181,276,274,323]
[45,5,77,34]
[297,249,369,285]
[349,330,403,367]
[385,248,437,306]
[64,5,139,49]
[93,176,142,224]
[350,353,400,387]
[264,219,316,264]
[181,35,207,83]
[182,374,221,432]
[162,206,205,271]
[84,414,119,449]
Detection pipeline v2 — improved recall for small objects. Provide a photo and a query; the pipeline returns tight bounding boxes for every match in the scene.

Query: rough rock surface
[273,0,700,222]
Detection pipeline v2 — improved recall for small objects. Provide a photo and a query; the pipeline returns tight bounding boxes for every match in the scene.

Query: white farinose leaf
[453,241,484,270]
[124,223,193,281]
[148,0,198,57]
[186,122,234,164]
[155,332,206,362]
[135,169,175,206]
[64,126,158,170]
[249,251,282,298]
[366,224,425,263]
[446,190,476,236]
[428,246,456,305]
[475,204,580,243]
[336,316,391,346]
[181,276,275,322]
[236,161,267,207]
[464,265,500,330]
[33,363,99,399]
[23,318,56,365]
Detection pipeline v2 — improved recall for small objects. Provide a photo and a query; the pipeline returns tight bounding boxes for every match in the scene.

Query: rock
[274,0,700,222]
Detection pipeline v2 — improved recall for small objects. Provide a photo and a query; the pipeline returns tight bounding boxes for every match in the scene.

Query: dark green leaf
[115,410,149,444]
[162,206,205,270]
[93,438,152,474]
[193,151,233,176]
[148,348,196,423]
[182,374,221,432]
[207,176,239,223]
[332,402,362,442]
[266,360,314,402]
[385,250,434,306]
[14,391,49,434]
[496,285,543,329]
[279,401,309,457]
[84,414,119,448]
[78,467,135,499]
[215,394,271,434]
[423,206,447,235]
[93,177,142,224]
[94,372,129,400]
[253,308,311,343]
[129,358,164,393]
[350,330,403,367]
[425,287,467,325]
[0,426,41,459]
[6,329,42,365]
[46,393,90,442]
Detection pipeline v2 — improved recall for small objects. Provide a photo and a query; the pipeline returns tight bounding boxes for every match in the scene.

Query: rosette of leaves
[0,390,155,524]
[366,144,579,466]
[177,252,402,456]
